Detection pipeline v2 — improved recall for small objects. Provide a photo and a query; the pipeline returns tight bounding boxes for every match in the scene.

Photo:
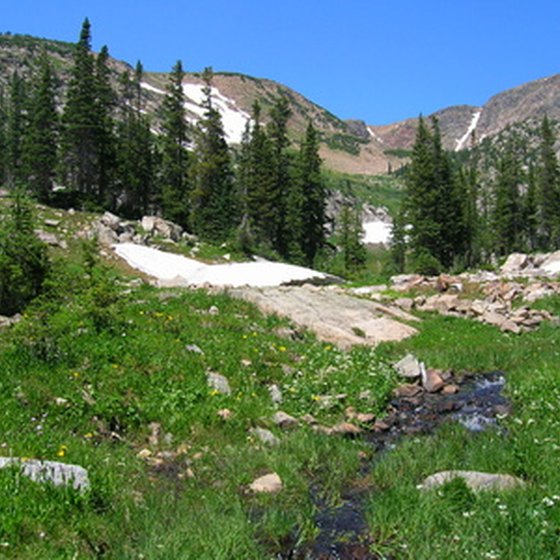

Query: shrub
[0,193,50,315]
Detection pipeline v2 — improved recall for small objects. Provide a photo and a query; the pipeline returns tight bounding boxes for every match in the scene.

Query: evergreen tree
[191,67,235,241]
[93,45,117,208]
[492,145,524,256]
[60,18,98,203]
[0,86,8,185]
[115,62,154,218]
[243,100,275,248]
[5,71,27,188]
[536,116,560,249]
[266,96,291,254]
[0,190,50,315]
[339,202,366,272]
[23,52,58,202]
[295,121,326,264]
[159,60,191,227]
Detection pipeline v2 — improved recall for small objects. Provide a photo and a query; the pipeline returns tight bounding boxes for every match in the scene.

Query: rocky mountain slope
[1,33,559,176]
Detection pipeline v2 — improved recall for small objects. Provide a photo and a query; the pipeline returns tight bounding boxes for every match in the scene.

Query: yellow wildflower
[56,445,68,458]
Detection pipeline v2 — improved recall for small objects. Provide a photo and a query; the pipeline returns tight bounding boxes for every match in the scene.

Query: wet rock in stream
[285,371,509,560]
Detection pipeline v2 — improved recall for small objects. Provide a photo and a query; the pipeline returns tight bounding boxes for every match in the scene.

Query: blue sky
[3,0,559,124]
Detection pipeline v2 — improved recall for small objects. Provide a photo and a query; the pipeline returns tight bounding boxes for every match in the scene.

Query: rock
[148,422,161,447]
[501,253,529,276]
[100,211,121,230]
[419,294,460,314]
[35,229,64,247]
[217,408,232,420]
[355,413,375,424]
[373,419,391,431]
[420,470,525,492]
[250,427,280,446]
[395,297,414,311]
[249,472,283,494]
[54,397,69,406]
[208,305,219,315]
[268,384,283,404]
[137,448,152,459]
[44,219,60,228]
[207,372,231,395]
[0,457,89,492]
[394,383,423,398]
[541,250,560,276]
[185,344,204,354]
[394,354,424,379]
[301,413,318,425]
[141,216,183,242]
[0,314,22,328]
[329,422,362,436]
[422,368,445,393]
[441,384,459,395]
[271,411,298,429]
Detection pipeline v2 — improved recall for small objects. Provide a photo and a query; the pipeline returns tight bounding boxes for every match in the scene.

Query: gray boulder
[420,470,525,492]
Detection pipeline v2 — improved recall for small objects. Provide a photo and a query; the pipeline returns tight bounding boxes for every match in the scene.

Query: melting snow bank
[113,243,338,288]
[362,219,392,245]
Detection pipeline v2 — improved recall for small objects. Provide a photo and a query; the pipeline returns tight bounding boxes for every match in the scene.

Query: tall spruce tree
[23,52,58,202]
[116,62,154,218]
[191,67,235,241]
[536,116,560,248]
[159,60,191,227]
[93,45,117,208]
[0,87,7,184]
[5,71,27,188]
[266,96,291,254]
[60,18,98,203]
[492,145,524,256]
[295,121,326,264]
[243,100,275,248]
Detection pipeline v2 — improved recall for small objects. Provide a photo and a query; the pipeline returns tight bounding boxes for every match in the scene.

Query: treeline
[393,115,560,274]
[0,19,327,265]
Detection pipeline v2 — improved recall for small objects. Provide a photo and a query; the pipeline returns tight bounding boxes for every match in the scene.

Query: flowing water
[281,371,509,559]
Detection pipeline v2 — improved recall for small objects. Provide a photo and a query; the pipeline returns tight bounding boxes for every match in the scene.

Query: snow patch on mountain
[140,81,250,144]
[455,110,482,151]
[368,126,384,144]
[362,220,392,245]
[182,83,250,144]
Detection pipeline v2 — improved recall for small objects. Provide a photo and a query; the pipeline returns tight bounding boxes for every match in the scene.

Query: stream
[281,371,509,559]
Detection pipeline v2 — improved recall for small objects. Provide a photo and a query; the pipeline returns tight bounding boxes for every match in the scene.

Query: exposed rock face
[232,286,418,349]
[140,216,183,242]
[0,457,90,492]
[420,470,525,492]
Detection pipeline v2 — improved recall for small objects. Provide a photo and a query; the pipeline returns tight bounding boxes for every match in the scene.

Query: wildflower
[209,389,220,397]
[542,497,555,507]
[278,346,287,352]
[56,445,68,458]
[84,433,94,439]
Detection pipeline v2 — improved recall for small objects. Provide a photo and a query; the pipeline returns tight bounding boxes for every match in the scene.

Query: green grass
[368,302,560,559]
[0,254,397,558]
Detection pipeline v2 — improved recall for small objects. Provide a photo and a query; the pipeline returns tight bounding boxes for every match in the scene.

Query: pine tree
[266,96,291,254]
[536,116,560,249]
[93,45,117,208]
[0,86,8,185]
[295,121,326,264]
[191,67,235,241]
[492,145,524,256]
[339,202,366,272]
[244,100,275,248]
[159,60,191,227]
[115,62,154,218]
[60,18,98,203]
[5,71,27,188]
[23,51,58,202]
[524,162,538,251]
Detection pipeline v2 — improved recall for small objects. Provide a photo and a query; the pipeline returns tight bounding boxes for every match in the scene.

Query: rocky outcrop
[420,470,525,492]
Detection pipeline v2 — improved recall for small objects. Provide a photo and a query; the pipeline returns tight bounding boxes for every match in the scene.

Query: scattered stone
[301,413,318,425]
[271,411,298,429]
[240,359,252,367]
[141,216,183,242]
[44,219,60,228]
[420,470,525,492]
[0,457,89,492]
[137,448,152,459]
[217,408,232,420]
[268,384,283,404]
[148,422,161,447]
[373,419,391,432]
[54,397,69,406]
[441,384,459,395]
[394,383,423,398]
[207,372,231,395]
[330,422,362,436]
[0,314,22,328]
[249,472,283,494]
[185,344,204,354]
[394,354,423,379]
[394,297,414,311]
[422,368,445,393]
[355,413,376,424]
[250,427,280,446]
[208,305,219,315]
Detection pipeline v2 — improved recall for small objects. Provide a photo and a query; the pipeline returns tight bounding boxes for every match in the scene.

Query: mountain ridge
[0,32,558,175]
